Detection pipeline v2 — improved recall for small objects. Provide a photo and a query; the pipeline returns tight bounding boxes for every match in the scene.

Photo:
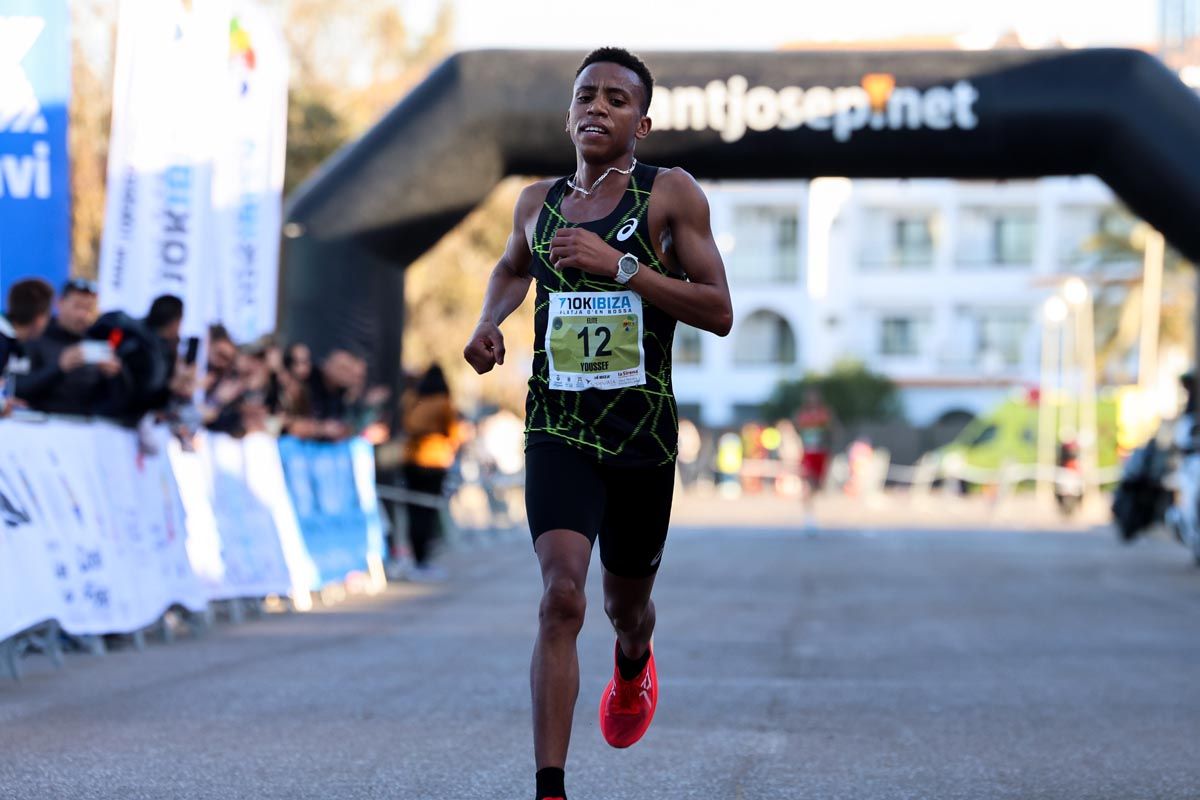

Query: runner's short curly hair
[576,47,654,114]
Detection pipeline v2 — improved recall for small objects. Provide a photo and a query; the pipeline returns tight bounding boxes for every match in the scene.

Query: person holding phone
[16,279,130,417]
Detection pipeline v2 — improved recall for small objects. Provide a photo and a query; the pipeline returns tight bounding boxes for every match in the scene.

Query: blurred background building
[1160,0,1200,73]
[675,176,1138,428]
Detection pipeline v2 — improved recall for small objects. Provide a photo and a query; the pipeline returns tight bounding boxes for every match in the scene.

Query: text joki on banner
[98,0,287,340]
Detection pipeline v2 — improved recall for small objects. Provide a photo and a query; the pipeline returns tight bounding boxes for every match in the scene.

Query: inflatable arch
[283,48,1200,387]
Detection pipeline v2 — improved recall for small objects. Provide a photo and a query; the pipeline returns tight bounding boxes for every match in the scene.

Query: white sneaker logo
[639,672,653,703]
[616,218,638,242]
[0,17,48,134]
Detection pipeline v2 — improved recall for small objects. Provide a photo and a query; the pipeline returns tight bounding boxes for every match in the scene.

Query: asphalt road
[3,526,1200,800]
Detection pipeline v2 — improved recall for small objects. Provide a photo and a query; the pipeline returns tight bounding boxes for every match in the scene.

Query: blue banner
[0,0,70,305]
[277,436,380,589]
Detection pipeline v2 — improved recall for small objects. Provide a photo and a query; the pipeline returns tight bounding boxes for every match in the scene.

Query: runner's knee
[539,578,587,634]
[604,595,649,633]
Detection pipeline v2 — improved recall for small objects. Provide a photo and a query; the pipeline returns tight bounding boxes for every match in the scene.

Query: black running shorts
[525,442,676,578]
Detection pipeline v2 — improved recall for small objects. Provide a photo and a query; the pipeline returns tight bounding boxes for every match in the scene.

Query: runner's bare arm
[547,169,733,335]
[463,183,545,374]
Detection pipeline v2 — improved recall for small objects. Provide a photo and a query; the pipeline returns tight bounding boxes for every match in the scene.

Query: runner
[795,388,833,525]
[463,47,733,800]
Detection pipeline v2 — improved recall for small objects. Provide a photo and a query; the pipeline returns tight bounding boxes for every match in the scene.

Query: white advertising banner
[98,0,231,335]
[241,432,318,598]
[0,420,382,642]
[205,431,294,599]
[212,3,288,343]
[0,419,206,639]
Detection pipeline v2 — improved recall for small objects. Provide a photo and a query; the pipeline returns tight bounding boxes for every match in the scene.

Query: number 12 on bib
[546,291,646,391]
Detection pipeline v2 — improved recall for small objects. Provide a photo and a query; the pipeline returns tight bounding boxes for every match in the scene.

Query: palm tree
[1078,208,1194,385]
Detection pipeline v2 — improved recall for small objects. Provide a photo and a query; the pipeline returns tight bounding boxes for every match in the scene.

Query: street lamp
[1063,276,1088,307]
[1037,297,1067,503]
[1044,296,1068,323]
[1063,277,1099,504]
[1138,226,1165,395]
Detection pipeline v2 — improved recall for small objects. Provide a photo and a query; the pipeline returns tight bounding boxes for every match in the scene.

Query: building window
[954,307,1029,370]
[1057,206,1105,265]
[878,314,929,357]
[957,207,1036,267]
[860,208,935,269]
[1161,0,1200,50]
[673,324,703,365]
[729,205,800,284]
[733,310,797,365]
[1057,205,1134,266]
[975,309,1029,367]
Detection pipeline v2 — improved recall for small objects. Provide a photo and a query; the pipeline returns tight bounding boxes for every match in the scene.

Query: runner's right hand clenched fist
[464,321,505,374]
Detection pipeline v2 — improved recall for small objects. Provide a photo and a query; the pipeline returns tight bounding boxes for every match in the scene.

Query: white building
[674,176,1131,428]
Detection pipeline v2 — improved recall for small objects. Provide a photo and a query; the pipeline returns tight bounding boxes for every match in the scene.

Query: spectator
[307,348,359,440]
[1,278,54,415]
[676,417,702,490]
[206,324,238,383]
[796,388,834,523]
[477,405,525,478]
[400,364,460,580]
[138,294,195,414]
[235,345,274,435]
[2,278,53,344]
[273,342,320,437]
[202,325,245,434]
[343,352,391,439]
[262,339,284,413]
[715,430,743,497]
[15,279,130,417]
[279,342,313,417]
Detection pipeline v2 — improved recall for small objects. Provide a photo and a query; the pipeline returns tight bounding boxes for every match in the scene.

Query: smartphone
[81,341,113,364]
[184,336,200,365]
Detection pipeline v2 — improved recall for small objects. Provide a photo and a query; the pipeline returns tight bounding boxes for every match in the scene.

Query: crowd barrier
[0,417,385,651]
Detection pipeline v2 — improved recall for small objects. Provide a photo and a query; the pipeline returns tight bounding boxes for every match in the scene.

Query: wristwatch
[615,253,640,285]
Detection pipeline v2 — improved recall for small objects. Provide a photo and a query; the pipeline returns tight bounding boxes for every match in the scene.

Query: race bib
[546,291,645,391]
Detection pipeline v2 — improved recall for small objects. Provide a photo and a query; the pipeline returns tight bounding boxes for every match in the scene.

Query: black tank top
[525,161,681,466]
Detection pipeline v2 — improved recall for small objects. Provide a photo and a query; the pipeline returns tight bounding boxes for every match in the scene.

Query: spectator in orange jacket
[400,364,461,579]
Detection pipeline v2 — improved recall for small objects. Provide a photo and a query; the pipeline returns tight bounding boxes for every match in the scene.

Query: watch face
[620,255,638,274]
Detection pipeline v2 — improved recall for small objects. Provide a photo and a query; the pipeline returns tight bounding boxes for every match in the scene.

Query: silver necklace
[567,158,637,197]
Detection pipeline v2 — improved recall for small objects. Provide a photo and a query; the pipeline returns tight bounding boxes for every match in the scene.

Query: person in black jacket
[0,278,55,415]
[15,279,130,417]
[1,279,53,369]
[137,294,196,415]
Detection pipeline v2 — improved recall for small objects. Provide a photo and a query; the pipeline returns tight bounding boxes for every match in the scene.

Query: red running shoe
[599,640,658,748]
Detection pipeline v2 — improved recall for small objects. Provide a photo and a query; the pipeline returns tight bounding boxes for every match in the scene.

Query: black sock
[616,641,651,680]
[536,767,565,800]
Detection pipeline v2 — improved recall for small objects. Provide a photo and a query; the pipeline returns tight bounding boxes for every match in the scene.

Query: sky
[404,0,1159,51]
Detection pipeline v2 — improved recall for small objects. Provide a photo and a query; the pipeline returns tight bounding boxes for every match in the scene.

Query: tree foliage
[402,179,534,413]
[281,0,453,194]
[68,1,116,279]
[762,360,903,426]
[1079,209,1195,383]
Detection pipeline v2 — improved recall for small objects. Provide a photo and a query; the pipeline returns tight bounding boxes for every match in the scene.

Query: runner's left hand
[548,228,621,279]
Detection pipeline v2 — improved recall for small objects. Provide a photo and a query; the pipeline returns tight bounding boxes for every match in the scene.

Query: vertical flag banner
[0,0,70,304]
[213,3,288,343]
[99,0,231,335]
